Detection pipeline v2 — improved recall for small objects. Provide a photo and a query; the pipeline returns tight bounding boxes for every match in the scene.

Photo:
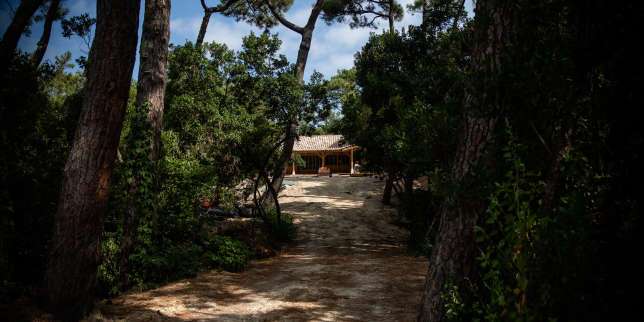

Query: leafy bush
[204,235,252,272]
[1,54,82,296]
[97,234,120,297]
[264,210,297,242]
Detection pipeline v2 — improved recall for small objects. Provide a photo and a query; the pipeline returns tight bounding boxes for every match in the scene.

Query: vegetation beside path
[95,176,427,321]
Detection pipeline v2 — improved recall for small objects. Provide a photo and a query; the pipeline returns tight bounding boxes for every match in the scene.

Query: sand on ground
[95,175,428,322]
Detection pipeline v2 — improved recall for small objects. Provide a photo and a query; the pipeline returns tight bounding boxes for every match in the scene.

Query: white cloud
[322,24,372,48]
[170,17,201,36]
[287,5,313,26]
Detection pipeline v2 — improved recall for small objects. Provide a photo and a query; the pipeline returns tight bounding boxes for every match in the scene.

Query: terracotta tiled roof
[293,135,355,152]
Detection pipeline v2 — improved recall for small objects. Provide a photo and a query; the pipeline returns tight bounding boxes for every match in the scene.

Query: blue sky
[1,0,472,80]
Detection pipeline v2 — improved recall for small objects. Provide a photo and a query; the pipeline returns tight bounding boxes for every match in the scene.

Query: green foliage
[3,3,640,321]
[264,210,297,243]
[339,26,464,256]
[345,27,462,177]
[0,54,82,298]
[471,128,545,321]
[442,282,466,322]
[97,234,120,297]
[61,13,96,39]
[332,1,643,321]
[429,1,644,321]
[98,32,308,295]
[204,236,253,272]
[322,0,404,29]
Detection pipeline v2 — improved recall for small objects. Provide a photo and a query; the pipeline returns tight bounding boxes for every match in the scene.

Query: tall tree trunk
[266,28,313,199]
[418,1,514,320]
[421,0,431,30]
[294,29,314,82]
[137,0,170,162]
[388,0,395,33]
[0,0,45,71]
[118,0,170,291]
[31,0,60,66]
[417,115,497,322]
[46,0,140,319]
[266,0,325,200]
[196,10,211,47]
[268,28,314,193]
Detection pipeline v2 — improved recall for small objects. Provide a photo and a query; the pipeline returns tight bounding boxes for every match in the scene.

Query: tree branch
[200,0,238,14]
[264,0,304,34]
[305,0,325,29]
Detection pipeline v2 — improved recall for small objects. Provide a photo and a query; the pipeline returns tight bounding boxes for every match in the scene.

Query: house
[287,135,360,175]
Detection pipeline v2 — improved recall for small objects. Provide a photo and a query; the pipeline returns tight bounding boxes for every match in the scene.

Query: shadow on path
[95,176,428,322]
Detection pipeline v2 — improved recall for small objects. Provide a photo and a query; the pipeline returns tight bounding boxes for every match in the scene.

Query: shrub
[264,210,297,242]
[97,234,120,297]
[204,235,252,272]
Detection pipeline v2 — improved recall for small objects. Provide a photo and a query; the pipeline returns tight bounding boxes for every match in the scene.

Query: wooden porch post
[321,152,326,168]
[292,158,296,175]
[350,149,354,174]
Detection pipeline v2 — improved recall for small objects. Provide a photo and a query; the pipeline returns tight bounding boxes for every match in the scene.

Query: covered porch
[285,135,359,175]
[287,149,358,175]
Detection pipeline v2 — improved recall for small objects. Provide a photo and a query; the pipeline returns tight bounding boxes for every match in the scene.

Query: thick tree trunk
[46,0,140,319]
[196,10,211,47]
[118,0,170,291]
[31,0,60,66]
[136,0,170,162]
[0,0,45,70]
[418,0,514,320]
[418,115,497,322]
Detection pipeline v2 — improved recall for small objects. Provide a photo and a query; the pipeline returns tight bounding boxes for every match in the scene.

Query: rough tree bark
[31,0,61,66]
[0,0,45,70]
[265,0,325,199]
[417,116,497,322]
[417,0,514,321]
[46,0,140,319]
[137,0,171,161]
[118,0,171,291]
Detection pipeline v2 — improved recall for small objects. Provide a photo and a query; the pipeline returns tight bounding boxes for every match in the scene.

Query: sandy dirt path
[96,176,428,321]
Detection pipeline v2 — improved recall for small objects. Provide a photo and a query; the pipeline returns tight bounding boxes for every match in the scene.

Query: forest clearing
[1,0,642,321]
[95,176,426,321]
